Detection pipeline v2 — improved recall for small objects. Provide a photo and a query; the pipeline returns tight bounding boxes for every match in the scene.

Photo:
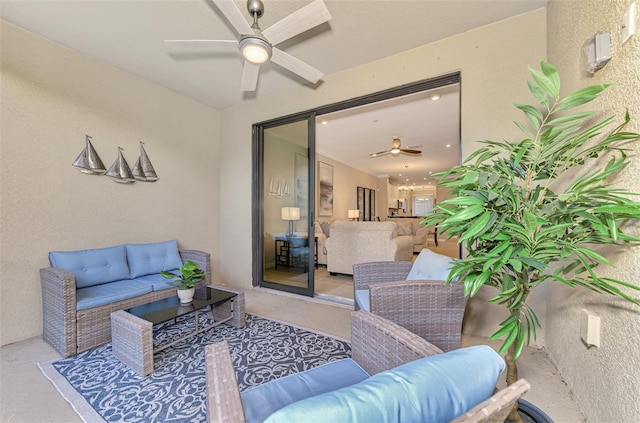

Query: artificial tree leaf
[529,67,558,99]
[527,79,549,109]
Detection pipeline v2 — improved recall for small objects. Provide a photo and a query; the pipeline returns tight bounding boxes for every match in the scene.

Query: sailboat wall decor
[106,147,136,184]
[132,141,159,182]
[72,135,106,174]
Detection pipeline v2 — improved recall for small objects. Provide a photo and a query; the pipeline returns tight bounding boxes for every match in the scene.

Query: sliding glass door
[253,115,315,296]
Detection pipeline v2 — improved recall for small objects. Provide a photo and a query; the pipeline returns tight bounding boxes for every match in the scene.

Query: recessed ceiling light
[430,94,441,101]
[321,120,328,125]
[446,144,451,148]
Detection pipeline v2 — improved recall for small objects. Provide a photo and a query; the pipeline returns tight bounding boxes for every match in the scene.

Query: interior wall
[546,1,640,421]
[315,155,377,223]
[219,8,547,342]
[0,21,221,346]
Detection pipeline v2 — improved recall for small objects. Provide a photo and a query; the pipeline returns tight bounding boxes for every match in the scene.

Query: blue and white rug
[39,314,351,423]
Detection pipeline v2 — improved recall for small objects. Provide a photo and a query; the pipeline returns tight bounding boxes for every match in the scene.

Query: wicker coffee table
[111,285,245,376]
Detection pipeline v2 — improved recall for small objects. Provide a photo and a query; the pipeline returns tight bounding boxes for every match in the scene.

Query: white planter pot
[177,287,195,304]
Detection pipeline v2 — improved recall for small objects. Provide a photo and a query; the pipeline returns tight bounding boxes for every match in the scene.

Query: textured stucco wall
[0,21,221,345]
[546,1,640,421]
[217,9,548,342]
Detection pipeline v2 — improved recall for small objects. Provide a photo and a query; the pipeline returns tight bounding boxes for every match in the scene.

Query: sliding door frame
[252,72,462,292]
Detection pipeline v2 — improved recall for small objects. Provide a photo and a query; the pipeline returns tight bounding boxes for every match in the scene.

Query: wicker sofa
[205,311,530,423]
[40,240,211,357]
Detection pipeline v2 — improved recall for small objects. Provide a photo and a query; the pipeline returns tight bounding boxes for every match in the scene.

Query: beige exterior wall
[0,21,221,345]
[546,1,640,421]
[218,9,548,342]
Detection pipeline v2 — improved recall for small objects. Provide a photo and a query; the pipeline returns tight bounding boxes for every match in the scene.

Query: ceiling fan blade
[271,48,323,84]
[211,0,253,35]
[240,61,260,91]
[262,0,331,46]
[399,149,422,155]
[369,150,391,158]
[165,39,238,53]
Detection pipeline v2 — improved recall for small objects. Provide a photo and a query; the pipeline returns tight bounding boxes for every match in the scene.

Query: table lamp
[348,209,360,221]
[281,207,301,235]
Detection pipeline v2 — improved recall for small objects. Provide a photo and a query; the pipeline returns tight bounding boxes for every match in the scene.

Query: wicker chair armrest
[205,341,246,423]
[179,249,212,285]
[352,261,413,290]
[40,267,77,357]
[450,379,531,423]
[350,310,443,375]
[369,279,468,352]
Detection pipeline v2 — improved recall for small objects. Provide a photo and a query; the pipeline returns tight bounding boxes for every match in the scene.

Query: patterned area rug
[39,314,351,423]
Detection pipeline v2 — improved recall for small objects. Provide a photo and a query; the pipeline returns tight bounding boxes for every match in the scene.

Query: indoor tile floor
[0,288,586,422]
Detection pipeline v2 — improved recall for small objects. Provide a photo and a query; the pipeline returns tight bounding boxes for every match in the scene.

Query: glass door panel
[260,118,314,296]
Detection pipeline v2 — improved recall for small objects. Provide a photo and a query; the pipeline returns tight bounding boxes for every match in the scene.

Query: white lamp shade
[348,209,360,219]
[281,207,301,221]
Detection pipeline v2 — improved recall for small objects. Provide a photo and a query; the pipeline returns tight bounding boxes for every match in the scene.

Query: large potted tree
[422,61,640,422]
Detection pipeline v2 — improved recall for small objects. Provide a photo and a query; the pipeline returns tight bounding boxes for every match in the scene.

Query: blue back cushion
[264,345,505,423]
[242,359,369,423]
[49,245,130,288]
[126,240,183,278]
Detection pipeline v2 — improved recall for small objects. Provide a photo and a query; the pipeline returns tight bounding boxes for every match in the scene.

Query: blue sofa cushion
[135,272,181,292]
[407,248,455,281]
[264,345,505,423]
[49,245,130,288]
[126,240,183,278]
[354,289,370,312]
[242,358,369,423]
[76,279,153,311]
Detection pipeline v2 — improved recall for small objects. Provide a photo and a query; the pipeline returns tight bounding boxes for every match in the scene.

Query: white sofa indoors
[325,221,413,276]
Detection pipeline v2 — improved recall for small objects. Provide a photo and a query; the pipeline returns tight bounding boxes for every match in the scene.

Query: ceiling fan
[165,0,331,92]
[369,136,422,158]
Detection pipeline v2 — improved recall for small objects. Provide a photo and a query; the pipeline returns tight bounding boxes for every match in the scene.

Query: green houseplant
[161,260,206,303]
[422,61,640,422]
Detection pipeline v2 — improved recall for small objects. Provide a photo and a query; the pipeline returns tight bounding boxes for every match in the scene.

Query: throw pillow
[407,248,455,280]
[397,221,413,236]
[320,222,331,238]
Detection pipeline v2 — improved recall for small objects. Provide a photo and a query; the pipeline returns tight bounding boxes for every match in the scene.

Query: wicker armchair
[205,311,444,423]
[353,261,468,352]
[205,311,529,423]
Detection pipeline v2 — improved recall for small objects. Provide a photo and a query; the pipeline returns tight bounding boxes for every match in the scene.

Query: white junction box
[580,309,601,348]
[622,2,637,44]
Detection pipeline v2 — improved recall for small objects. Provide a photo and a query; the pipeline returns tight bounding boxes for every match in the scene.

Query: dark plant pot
[517,399,554,423]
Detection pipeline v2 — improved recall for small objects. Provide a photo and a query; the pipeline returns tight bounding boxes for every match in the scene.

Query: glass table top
[127,287,236,325]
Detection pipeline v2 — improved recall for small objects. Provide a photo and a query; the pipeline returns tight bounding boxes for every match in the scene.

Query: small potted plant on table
[161,260,206,304]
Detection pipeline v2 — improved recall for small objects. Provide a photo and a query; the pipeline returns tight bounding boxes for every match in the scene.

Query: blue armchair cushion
[49,245,130,288]
[126,240,183,278]
[242,358,369,423]
[264,345,505,423]
[407,248,455,281]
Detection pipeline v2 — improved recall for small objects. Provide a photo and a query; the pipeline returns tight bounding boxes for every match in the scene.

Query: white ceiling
[1,0,546,186]
[316,84,460,188]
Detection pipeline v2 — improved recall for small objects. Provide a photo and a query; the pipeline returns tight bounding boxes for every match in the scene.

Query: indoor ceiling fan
[369,136,422,158]
[165,0,331,92]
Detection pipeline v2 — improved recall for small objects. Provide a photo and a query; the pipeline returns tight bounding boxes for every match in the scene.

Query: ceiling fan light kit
[239,35,271,64]
[369,136,422,158]
[165,0,331,92]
